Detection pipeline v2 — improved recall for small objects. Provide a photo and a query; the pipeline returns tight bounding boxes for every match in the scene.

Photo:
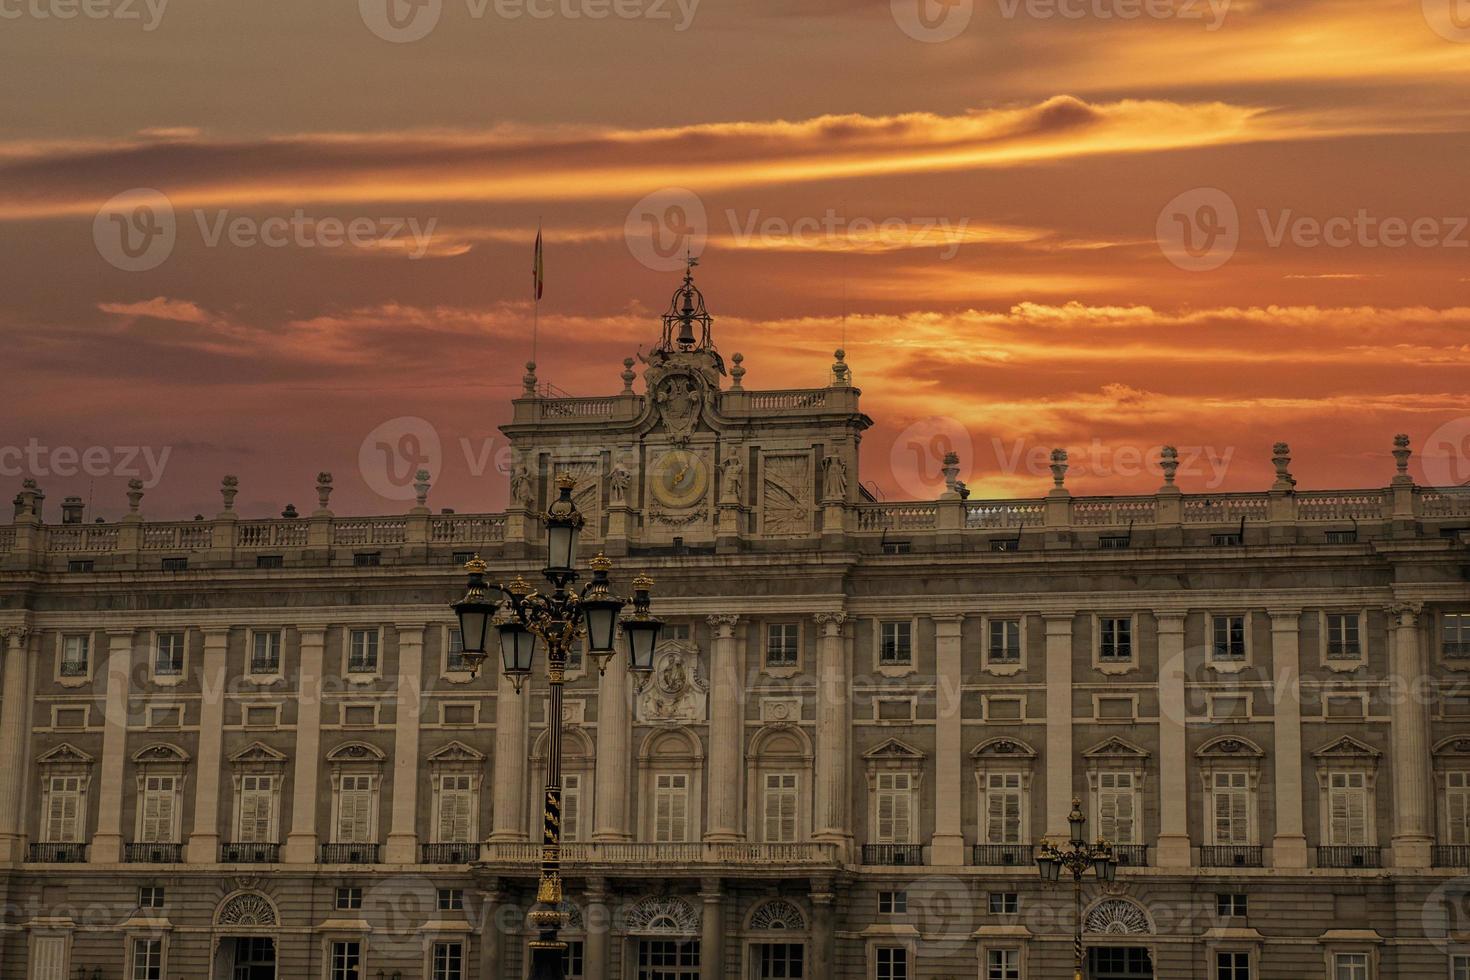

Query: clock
[649,449,709,508]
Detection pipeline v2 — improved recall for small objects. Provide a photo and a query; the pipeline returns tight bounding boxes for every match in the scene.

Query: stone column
[284,626,326,863]
[1154,613,1191,867]
[1044,615,1075,838]
[699,877,723,980]
[808,878,835,978]
[1389,603,1433,867]
[813,613,851,852]
[491,669,529,841]
[478,879,504,980]
[583,877,610,980]
[186,627,230,863]
[932,616,965,865]
[0,627,32,861]
[705,615,744,842]
[386,624,425,863]
[1269,610,1308,868]
[91,630,135,863]
[593,658,633,842]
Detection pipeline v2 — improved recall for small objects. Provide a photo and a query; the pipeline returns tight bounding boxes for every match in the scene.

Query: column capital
[105,628,136,639]
[698,876,722,900]
[199,625,232,639]
[1385,601,1424,627]
[813,611,846,630]
[584,876,608,899]
[1267,608,1303,629]
[394,622,431,638]
[705,614,740,634]
[0,625,31,643]
[1043,613,1074,634]
[1153,611,1187,633]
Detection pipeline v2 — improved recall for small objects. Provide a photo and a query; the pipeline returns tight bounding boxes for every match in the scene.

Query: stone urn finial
[1050,448,1069,489]
[941,451,961,496]
[1271,442,1295,489]
[832,349,850,386]
[1160,445,1179,486]
[126,478,144,514]
[282,503,299,519]
[523,361,538,397]
[316,472,334,512]
[414,469,432,509]
[1392,433,1411,477]
[220,475,239,513]
[730,352,745,390]
[621,357,637,394]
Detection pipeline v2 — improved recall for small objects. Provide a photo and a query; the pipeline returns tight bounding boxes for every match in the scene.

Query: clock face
[650,449,709,508]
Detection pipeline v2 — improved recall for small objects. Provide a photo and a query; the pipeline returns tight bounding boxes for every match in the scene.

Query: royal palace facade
[1,277,1469,980]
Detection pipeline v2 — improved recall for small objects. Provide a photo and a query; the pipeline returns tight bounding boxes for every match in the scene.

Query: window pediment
[863,737,924,762]
[1196,735,1265,761]
[132,742,190,770]
[1433,736,1470,758]
[970,737,1036,762]
[1311,735,1381,764]
[325,741,386,764]
[37,742,94,769]
[1082,736,1150,762]
[228,741,287,769]
[427,740,485,766]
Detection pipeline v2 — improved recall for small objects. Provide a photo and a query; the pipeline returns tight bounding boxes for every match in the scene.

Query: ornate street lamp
[450,473,662,980]
[1037,798,1117,980]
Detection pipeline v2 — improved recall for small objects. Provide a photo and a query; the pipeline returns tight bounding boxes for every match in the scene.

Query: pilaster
[90,629,135,863]
[592,657,633,842]
[0,626,33,861]
[491,668,529,841]
[704,615,744,842]
[1268,609,1308,868]
[283,626,327,863]
[1154,612,1191,867]
[185,627,230,863]
[698,877,724,980]
[1388,602,1433,868]
[583,877,609,980]
[931,615,965,865]
[386,624,426,863]
[1044,614,1075,839]
[812,612,852,854]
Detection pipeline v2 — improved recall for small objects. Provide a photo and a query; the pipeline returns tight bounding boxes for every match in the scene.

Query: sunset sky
[2,0,1468,518]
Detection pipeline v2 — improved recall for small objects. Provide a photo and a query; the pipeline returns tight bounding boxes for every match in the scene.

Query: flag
[532,226,544,301]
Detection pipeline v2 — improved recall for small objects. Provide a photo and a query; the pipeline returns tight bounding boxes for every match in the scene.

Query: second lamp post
[1036,798,1118,980]
[452,473,663,980]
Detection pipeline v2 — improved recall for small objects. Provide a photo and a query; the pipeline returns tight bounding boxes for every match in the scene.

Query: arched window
[746,727,813,843]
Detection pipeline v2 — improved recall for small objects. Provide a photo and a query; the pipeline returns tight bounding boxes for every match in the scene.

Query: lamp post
[452,473,663,980]
[1035,798,1117,980]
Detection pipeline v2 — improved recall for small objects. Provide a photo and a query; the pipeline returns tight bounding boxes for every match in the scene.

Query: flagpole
[533,218,541,376]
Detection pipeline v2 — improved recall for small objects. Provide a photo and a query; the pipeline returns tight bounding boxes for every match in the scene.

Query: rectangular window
[1446,613,1470,658]
[61,635,89,676]
[353,552,381,567]
[1332,952,1369,980]
[337,774,374,843]
[879,621,912,665]
[1212,615,1246,660]
[1099,535,1130,550]
[562,773,583,843]
[882,541,912,555]
[139,775,177,843]
[875,946,909,980]
[757,943,802,979]
[1448,772,1470,845]
[68,559,95,572]
[160,557,188,572]
[44,775,83,843]
[348,629,379,673]
[437,888,464,911]
[987,892,1018,914]
[139,886,165,910]
[1097,772,1137,844]
[664,624,691,642]
[1328,772,1370,845]
[1098,617,1132,662]
[255,554,284,569]
[1215,893,1248,917]
[986,948,1021,980]
[446,628,468,672]
[1215,951,1250,980]
[432,941,464,980]
[984,772,1023,844]
[1212,772,1251,845]
[988,619,1021,662]
[563,940,585,979]
[875,772,913,844]
[130,938,163,980]
[335,886,363,910]
[654,773,690,843]
[154,632,184,675]
[878,890,906,915]
[1326,613,1362,660]
[330,941,362,980]
[435,774,473,843]
[766,624,799,667]
[763,773,799,843]
[237,774,275,844]
[251,631,281,674]
[1453,954,1470,980]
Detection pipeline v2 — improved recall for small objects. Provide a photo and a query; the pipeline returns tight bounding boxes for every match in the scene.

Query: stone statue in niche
[510,464,535,508]
[822,454,847,501]
[635,641,709,723]
[720,451,743,504]
[608,460,632,504]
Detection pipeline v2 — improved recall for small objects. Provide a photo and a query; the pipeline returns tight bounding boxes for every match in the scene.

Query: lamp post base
[527,941,567,980]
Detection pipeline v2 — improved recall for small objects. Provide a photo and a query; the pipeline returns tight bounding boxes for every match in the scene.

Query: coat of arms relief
[635,641,709,723]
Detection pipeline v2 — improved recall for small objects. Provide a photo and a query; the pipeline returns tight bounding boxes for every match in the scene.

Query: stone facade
[0,278,1469,979]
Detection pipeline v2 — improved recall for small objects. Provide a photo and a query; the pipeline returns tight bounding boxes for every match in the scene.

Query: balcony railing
[862,844,925,866]
[421,842,478,864]
[219,842,280,863]
[320,843,380,864]
[973,844,1034,867]
[1199,845,1263,868]
[1112,844,1150,867]
[478,840,840,874]
[1317,845,1381,869]
[27,842,87,863]
[125,842,183,864]
[249,657,280,675]
[1433,845,1470,867]
[346,656,379,674]
[59,659,89,677]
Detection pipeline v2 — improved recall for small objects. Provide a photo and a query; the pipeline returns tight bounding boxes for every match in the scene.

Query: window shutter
[339,775,374,843]
[1449,774,1470,845]
[562,775,581,843]
[239,776,274,843]
[46,777,80,843]
[437,775,473,843]
[142,776,176,843]
[763,774,798,843]
[654,774,688,843]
